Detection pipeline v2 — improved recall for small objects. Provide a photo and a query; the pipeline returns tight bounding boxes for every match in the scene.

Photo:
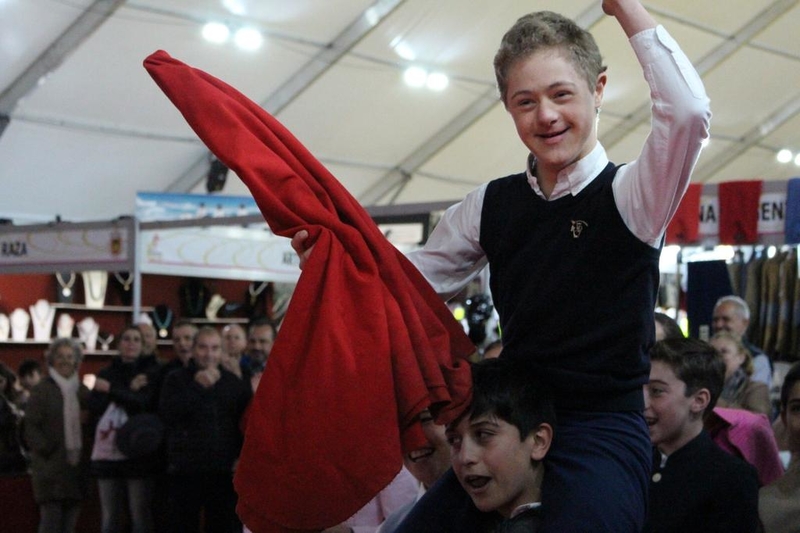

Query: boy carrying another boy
[445,357,556,533]
[644,338,760,533]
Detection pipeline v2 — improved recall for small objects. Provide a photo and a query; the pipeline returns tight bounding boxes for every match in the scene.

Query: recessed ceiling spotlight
[795,153,800,167]
[234,27,263,51]
[777,149,793,164]
[202,22,230,44]
[426,72,449,91]
[403,66,428,88]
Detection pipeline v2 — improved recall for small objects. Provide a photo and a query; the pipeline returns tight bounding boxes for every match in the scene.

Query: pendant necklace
[152,306,173,338]
[114,272,133,292]
[82,271,107,307]
[248,281,269,307]
[182,283,206,318]
[29,301,53,334]
[97,333,115,351]
[56,272,76,298]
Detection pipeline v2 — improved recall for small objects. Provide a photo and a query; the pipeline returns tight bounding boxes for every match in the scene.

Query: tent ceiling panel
[1,0,799,225]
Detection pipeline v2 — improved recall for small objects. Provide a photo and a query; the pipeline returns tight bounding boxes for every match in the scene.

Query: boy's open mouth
[464,475,491,489]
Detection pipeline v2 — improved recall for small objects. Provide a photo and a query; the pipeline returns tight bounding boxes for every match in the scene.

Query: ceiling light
[403,66,428,88]
[365,7,380,27]
[393,42,416,61]
[222,0,246,16]
[426,72,449,91]
[202,22,230,44]
[795,153,800,167]
[234,27,263,51]
[777,149,793,164]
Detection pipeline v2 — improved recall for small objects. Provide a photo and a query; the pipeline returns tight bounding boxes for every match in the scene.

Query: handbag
[90,402,128,461]
[115,413,164,458]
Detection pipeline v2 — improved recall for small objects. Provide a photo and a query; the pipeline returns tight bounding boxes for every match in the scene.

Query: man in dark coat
[159,326,252,532]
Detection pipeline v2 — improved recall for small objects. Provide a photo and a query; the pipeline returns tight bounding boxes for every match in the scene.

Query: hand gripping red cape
[144,50,474,532]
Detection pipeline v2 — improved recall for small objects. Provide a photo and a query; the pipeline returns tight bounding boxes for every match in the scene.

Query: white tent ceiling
[2,0,799,225]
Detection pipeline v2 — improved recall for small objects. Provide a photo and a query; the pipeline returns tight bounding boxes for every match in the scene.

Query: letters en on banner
[698,190,787,242]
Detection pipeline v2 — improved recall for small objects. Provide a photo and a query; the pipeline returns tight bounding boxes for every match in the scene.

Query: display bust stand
[9,308,30,341]
[29,299,55,341]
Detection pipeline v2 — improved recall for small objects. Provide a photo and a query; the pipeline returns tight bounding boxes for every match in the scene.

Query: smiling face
[712,302,749,338]
[447,413,545,517]
[644,360,708,456]
[404,410,451,489]
[505,47,605,188]
[52,345,78,378]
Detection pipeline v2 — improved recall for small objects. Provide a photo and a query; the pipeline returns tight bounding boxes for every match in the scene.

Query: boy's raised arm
[602,0,657,37]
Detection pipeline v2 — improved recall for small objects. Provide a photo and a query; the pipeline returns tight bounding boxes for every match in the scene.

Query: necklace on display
[29,300,54,340]
[248,281,269,307]
[82,271,107,308]
[152,306,173,338]
[182,283,207,318]
[114,272,133,291]
[97,333,115,352]
[56,272,76,298]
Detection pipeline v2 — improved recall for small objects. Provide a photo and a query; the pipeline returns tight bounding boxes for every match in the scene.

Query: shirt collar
[510,501,542,519]
[525,143,609,200]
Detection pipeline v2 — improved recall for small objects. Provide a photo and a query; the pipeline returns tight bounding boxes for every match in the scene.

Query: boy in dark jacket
[643,338,760,533]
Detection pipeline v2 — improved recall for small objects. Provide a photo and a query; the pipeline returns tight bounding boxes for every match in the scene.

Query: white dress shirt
[408,25,711,300]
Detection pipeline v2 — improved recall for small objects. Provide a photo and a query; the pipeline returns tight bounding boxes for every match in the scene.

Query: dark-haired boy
[644,338,759,533]
[444,357,555,533]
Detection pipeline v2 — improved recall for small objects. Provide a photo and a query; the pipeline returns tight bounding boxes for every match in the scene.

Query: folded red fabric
[144,50,474,532]
[718,180,763,244]
[665,183,702,244]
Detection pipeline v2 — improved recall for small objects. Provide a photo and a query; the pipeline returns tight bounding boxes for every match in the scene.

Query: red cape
[144,50,474,532]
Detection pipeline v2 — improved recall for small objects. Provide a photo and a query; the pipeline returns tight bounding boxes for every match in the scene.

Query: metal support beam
[166,0,406,194]
[0,0,126,116]
[693,94,800,182]
[358,86,500,205]
[600,0,797,149]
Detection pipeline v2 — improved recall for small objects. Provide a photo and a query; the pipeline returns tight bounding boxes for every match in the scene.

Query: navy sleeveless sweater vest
[480,163,660,411]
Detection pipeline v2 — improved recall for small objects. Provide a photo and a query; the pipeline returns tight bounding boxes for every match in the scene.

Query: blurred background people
[710,331,771,416]
[88,325,160,533]
[759,362,800,532]
[654,312,684,342]
[24,338,90,533]
[159,326,251,532]
[712,296,772,387]
[0,361,26,473]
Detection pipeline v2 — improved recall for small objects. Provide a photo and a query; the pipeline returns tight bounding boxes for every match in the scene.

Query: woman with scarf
[710,331,772,416]
[24,338,90,533]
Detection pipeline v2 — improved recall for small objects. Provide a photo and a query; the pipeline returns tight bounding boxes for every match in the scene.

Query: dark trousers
[167,472,240,533]
[396,411,652,533]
